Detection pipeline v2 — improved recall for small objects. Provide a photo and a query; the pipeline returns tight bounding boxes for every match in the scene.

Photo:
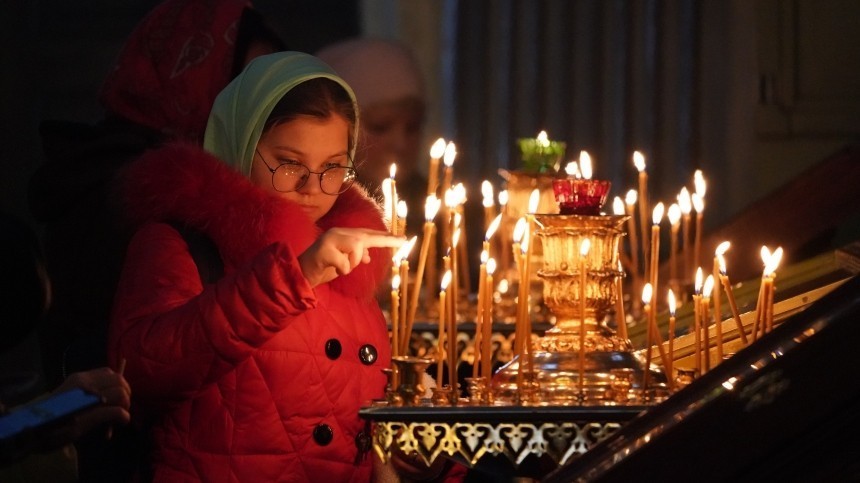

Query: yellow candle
[482,259,496,381]
[692,193,704,272]
[702,275,714,372]
[473,251,487,379]
[391,275,401,360]
[693,267,703,375]
[389,164,398,236]
[668,203,681,290]
[436,271,452,390]
[625,190,642,315]
[752,246,771,342]
[614,259,628,340]
[634,152,649,273]
[579,239,591,397]
[667,289,676,386]
[649,203,664,314]
[712,242,730,359]
[678,187,692,277]
[642,283,653,391]
[498,190,510,280]
[405,197,441,353]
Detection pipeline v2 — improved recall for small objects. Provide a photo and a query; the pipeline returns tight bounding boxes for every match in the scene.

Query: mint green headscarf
[203,51,359,176]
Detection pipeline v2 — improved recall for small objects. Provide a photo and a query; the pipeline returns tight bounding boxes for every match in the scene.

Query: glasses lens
[273,164,309,192]
[321,166,356,195]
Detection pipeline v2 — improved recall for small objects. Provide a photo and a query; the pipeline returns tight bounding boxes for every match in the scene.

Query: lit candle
[633,152,649,273]
[498,190,510,280]
[453,184,471,297]
[693,267,703,375]
[752,246,770,342]
[701,274,714,372]
[398,237,417,352]
[668,203,681,291]
[614,259,628,340]
[678,187,692,277]
[712,241,731,360]
[439,143,457,257]
[382,178,393,234]
[667,289,677,386]
[649,203,664,315]
[524,190,540,382]
[473,250,488,379]
[761,247,783,334]
[391,274,401,360]
[389,164,398,236]
[450,227,461,348]
[396,200,407,238]
[407,195,441,344]
[482,180,496,233]
[717,251,749,346]
[692,193,705,271]
[427,138,446,196]
[613,197,633,272]
[642,283,653,391]
[436,270,452,390]
[484,214,502,293]
[514,223,529,400]
[625,189,641,315]
[578,238,591,397]
[482,259,496,381]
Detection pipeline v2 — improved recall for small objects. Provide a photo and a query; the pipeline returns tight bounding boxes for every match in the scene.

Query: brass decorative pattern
[372,419,623,467]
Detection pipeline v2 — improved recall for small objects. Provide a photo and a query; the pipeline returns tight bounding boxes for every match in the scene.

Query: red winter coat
[108,143,391,482]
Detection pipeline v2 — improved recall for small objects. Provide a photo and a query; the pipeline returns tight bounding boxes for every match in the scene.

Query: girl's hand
[298,228,404,287]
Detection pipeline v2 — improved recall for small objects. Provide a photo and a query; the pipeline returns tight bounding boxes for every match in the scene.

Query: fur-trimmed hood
[116,142,389,298]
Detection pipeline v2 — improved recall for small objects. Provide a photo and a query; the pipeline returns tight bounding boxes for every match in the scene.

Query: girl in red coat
[109,51,406,481]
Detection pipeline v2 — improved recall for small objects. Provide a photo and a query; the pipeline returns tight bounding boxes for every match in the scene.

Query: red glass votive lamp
[552,178,612,215]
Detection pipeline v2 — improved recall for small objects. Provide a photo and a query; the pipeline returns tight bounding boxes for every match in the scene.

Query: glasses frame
[255,149,356,195]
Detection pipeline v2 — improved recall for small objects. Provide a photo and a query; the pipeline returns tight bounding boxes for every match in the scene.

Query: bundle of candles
[382,131,788,402]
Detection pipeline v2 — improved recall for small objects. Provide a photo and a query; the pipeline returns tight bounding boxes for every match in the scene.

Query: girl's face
[251,114,351,222]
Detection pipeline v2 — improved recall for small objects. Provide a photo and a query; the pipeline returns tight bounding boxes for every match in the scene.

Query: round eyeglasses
[256,149,356,195]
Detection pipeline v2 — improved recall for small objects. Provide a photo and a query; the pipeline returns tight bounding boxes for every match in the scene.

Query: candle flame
[453,182,467,205]
[537,130,549,147]
[668,203,681,225]
[486,213,502,240]
[580,151,593,179]
[481,249,488,264]
[486,258,497,275]
[760,245,771,265]
[695,267,704,293]
[763,246,783,276]
[717,253,727,274]
[580,238,591,257]
[430,138,446,159]
[444,187,457,208]
[625,189,638,206]
[392,274,401,290]
[443,142,457,167]
[513,217,527,243]
[703,274,715,297]
[642,283,653,304]
[694,169,706,198]
[528,189,540,214]
[692,193,704,213]
[613,196,625,215]
[652,202,665,225]
[668,289,676,315]
[678,187,692,214]
[633,151,646,172]
[498,190,509,206]
[564,161,579,178]
[715,241,731,257]
[441,270,452,290]
[389,163,397,179]
[424,195,441,221]
[481,180,494,207]
[393,236,417,263]
[453,228,461,248]
[396,200,407,218]
[498,278,509,293]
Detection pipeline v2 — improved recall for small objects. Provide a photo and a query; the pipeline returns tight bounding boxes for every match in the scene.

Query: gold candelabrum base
[492,213,669,406]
